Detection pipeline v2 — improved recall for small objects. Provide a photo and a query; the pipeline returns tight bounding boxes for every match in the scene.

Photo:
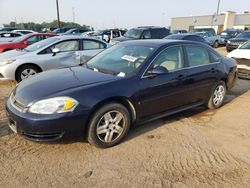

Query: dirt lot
[1,47,250,188]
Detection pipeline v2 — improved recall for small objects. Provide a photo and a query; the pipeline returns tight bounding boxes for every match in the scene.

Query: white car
[12,30,36,35]
[0,36,109,82]
[227,41,250,79]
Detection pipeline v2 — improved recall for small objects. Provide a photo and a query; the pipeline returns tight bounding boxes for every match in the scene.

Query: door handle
[210,68,216,73]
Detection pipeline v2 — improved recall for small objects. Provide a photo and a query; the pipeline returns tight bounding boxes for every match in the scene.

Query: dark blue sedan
[6,40,238,148]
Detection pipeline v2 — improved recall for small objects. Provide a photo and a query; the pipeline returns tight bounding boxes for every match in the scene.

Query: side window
[141,30,151,39]
[37,35,45,42]
[210,51,221,63]
[44,35,52,39]
[27,36,38,44]
[150,46,184,71]
[47,40,79,53]
[185,46,210,67]
[83,40,106,50]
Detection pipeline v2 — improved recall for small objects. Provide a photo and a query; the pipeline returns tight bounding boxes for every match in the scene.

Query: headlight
[29,97,79,114]
[227,41,231,44]
[0,59,15,66]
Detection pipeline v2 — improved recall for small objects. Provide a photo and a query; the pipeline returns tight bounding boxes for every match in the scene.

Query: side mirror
[146,66,168,78]
[23,41,28,45]
[52,48,60,56]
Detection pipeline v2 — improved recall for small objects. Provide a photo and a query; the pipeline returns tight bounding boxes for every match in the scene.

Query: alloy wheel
[20,69,37,80]
[96,110,125,143]
[213,85,225,106]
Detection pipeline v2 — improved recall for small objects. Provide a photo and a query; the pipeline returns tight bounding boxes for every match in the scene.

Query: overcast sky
[0,0,250,29]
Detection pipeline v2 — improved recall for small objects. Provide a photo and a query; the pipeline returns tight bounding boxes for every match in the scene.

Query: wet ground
[1,47,250,187]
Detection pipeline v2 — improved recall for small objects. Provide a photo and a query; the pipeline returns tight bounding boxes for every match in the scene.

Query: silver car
[0,36,109,82]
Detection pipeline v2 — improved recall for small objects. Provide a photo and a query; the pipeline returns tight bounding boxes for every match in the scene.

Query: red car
[0,33,57,53]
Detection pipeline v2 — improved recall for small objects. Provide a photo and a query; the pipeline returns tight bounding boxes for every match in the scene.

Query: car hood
[113,36,132,42]
[13,67,120,105]
[229,38,249,42]
[227,49,250,59]
[0,49,29,61]
[0,41,19,47]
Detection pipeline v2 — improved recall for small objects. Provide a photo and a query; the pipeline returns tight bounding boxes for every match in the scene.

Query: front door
[138,46,188,118]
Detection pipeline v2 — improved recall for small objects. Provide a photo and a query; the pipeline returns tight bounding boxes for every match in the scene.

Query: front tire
[16,65,40,82]
[87,103,131,148]
[207,81,227,109]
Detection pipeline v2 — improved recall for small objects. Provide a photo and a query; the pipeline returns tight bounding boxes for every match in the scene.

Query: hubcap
[20,69,37,80]
[213,85,225,106]
[96,111,125,143]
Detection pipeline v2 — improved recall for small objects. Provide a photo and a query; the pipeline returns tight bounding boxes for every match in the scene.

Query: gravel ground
[1,47,250,188]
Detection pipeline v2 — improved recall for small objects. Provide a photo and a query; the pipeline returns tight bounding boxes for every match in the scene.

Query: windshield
[12,34,30,42]
[24,37,60,52]
[86,44,155,76]
[124,29,143,39]
[236,32,250,38]
[240,41,250,49]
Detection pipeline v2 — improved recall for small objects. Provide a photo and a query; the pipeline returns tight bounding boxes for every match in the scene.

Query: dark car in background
[170,30,188,34]
[52,28,71,34]
[6,40,237,148]
[0,33,57,53]
[220,29,243,43]
[165,33,208,44]
[63,28,90,35]
[226,31,250,52]
[0,27,17,32]
[110,26,170,44]
[192,28,216,36]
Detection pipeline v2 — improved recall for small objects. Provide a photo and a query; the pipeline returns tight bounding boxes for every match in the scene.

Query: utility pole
[216,0,221,15]
[56,0,61,28]
[72,7,75,23]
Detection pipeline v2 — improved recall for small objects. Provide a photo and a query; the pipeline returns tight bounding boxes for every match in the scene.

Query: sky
[0,0,250,29]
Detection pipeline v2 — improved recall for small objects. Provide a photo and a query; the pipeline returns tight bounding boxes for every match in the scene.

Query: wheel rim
[213,85,225,106]
[96,110,125,143]
[20,69,37,80]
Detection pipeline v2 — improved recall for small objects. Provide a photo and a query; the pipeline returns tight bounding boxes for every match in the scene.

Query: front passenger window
[150,46,184,71]
[52,40,79,52]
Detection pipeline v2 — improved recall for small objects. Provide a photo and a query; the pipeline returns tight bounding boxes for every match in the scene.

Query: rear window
[151,28,169,39]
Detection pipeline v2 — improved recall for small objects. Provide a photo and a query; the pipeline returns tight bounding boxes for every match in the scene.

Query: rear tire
[213,41,219,48]
[207,81,227,109]
[16,65,40,82]
[87,103,131,148]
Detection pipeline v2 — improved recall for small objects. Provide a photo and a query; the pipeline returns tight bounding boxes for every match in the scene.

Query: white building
[171,11,250,34]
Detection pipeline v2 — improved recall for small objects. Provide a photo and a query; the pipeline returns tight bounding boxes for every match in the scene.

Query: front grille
[23,132,64,141]
[10,93,26,112]
[238,68,250,75]
[230,42,244,46]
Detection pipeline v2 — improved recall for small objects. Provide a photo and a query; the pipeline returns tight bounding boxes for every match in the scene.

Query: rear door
[184,45,220,104]
[76,39,107,64]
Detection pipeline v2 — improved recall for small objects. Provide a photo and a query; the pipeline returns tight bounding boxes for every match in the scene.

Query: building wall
[171,11,250,33]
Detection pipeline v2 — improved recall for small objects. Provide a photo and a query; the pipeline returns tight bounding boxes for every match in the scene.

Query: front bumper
[226,44,238,52]
[235,58,250,79]
[0,64,15,81]
[6,98,90,141]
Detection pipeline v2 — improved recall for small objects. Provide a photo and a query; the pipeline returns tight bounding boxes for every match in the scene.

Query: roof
[120,39,205,48]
